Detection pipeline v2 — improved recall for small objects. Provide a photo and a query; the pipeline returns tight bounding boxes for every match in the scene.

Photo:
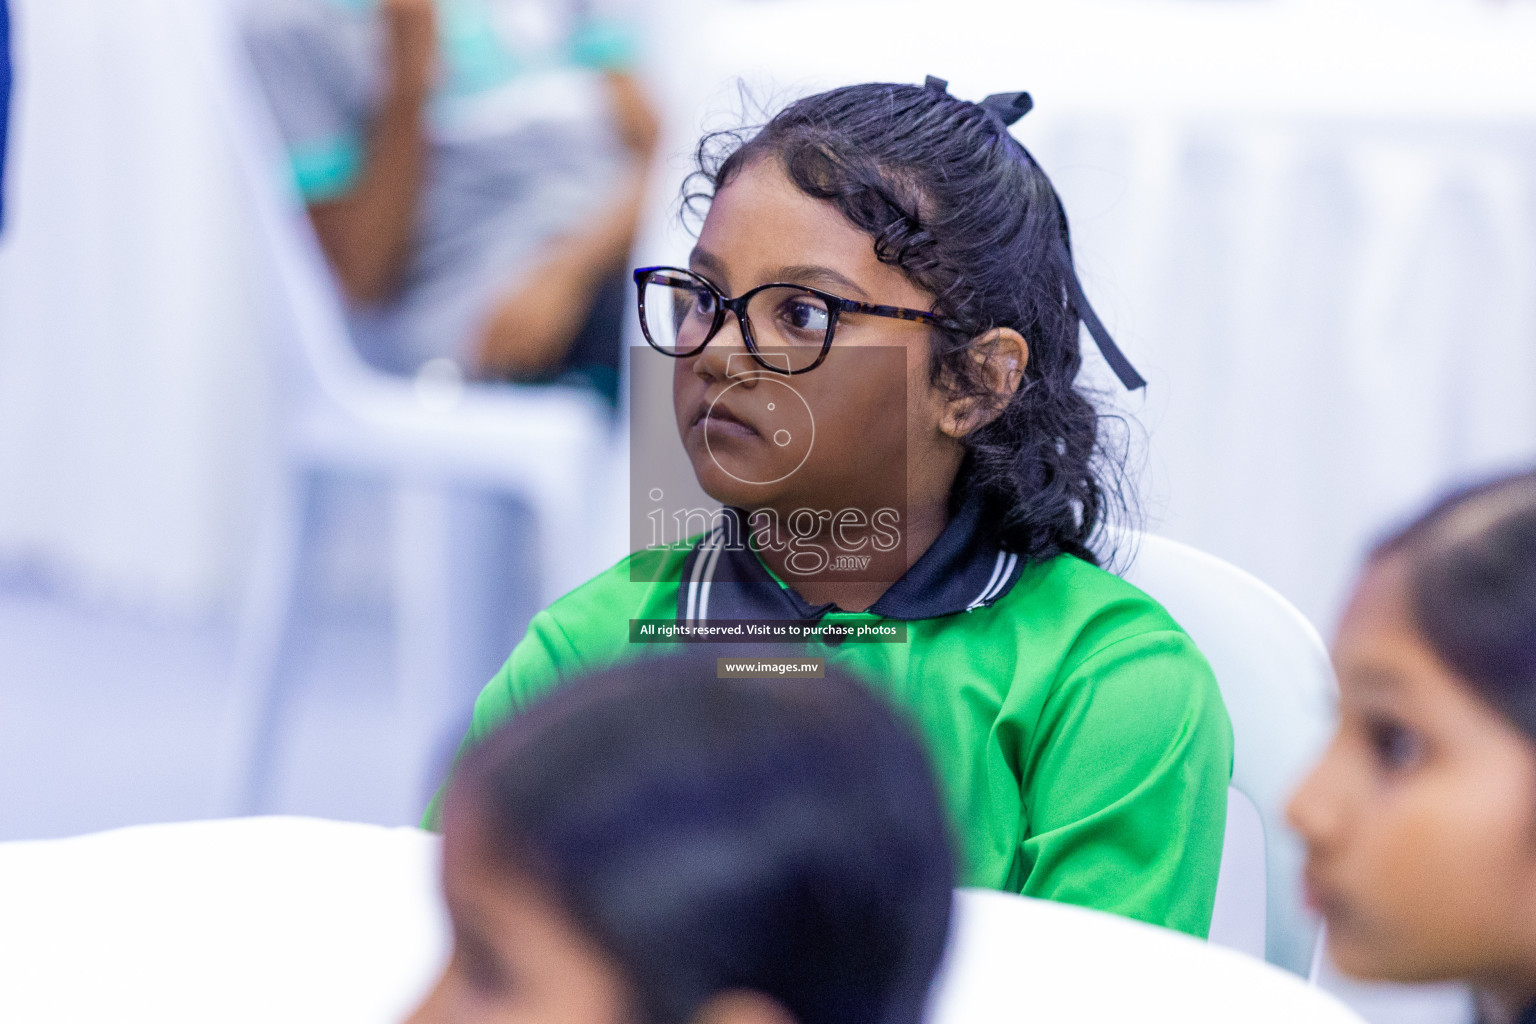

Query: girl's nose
[1286,744,1348,851]
[692,312,755,385]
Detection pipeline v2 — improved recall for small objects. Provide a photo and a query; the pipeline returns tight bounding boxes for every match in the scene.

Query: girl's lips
[694,401,760,438]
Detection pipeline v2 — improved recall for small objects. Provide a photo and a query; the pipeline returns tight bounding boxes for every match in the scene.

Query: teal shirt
[243,0,636,373]
[436,542,1233,939]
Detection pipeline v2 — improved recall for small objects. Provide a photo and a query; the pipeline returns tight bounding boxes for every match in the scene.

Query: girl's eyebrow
[687,247,728,285]
[771,264,870,300]
[686,249,871,301]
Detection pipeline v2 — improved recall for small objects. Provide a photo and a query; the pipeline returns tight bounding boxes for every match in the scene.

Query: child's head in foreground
[409,656,956,1024]
[641,78,1134,571]
[1288,469,1536,1014]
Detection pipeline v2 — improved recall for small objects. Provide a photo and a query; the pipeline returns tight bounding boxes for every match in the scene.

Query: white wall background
[627,0,1536,633]
[5,0,1536,633]
[0,0,278,617]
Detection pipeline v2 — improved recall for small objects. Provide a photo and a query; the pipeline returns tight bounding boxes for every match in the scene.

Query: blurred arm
[473,71,659,379]
[307,0,434,305]
[604,69,660,159]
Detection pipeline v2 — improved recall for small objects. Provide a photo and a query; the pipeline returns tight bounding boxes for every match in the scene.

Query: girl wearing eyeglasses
[1289,470,1536,1024]
[434,78,1233,939]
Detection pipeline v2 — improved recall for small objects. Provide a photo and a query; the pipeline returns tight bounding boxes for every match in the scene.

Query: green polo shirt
[438,522,1233,939]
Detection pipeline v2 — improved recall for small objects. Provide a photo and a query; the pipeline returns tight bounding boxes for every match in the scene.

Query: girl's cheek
[1322,801,1443,978]
[1351,771,1518,972]
[1367,794,1448,903]
[672,358,693,408]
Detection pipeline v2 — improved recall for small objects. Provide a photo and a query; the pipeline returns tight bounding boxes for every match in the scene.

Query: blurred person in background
[1289,469,1536,1024]
[1,0,10,232]
[244,0,658,403]
[411,655,955,1024]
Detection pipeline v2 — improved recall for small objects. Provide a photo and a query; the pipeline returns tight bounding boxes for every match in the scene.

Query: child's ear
[690,991,797,1024]
[939,328,1029,440]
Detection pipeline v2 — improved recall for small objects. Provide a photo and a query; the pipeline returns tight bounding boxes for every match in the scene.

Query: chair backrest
[1211,786,1267,960]
[181,0,402,416]
[1116,532,1336,976]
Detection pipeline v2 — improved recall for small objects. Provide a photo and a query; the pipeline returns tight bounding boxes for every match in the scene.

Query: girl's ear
[939,327,1029,440]
[690,991,797,1024]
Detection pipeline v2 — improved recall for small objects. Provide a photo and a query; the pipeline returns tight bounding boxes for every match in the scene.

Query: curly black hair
[683,80,1134,565]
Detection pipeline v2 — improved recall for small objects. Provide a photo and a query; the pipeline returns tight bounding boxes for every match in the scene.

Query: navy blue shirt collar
[676,496,1025,624]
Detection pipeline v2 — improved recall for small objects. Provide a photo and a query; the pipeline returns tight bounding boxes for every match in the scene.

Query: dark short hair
[684,81,1134,565]
[1373,469,1536,740]
[450,655,956,1024]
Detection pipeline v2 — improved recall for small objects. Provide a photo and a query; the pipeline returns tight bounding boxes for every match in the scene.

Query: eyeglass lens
[641,271,832,372]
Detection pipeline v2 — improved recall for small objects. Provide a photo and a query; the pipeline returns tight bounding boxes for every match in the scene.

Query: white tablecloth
[0,816,1367,1024]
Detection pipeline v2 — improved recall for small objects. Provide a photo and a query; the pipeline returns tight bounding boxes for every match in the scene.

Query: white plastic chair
[185,6,622,816]
[1116,533,1336,976]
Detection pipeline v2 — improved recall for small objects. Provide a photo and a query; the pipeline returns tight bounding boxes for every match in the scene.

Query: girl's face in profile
[406,805,635,1024]
[672,156,980,520]
[1288,554,1536,998]
[408,802,795,1024]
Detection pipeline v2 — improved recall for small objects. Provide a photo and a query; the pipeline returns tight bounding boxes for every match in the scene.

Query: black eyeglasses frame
[633,265,964,375]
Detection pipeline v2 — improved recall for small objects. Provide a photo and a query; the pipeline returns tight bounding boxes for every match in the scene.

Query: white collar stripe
[967,551,1009,611]
[969,552,1017,611]
[980,553,1019,607]
[998,554,1019,599]
[684,528,720,624]
[696,539,725,623]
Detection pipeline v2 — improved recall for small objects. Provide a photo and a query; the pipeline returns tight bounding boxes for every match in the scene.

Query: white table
[0,817,1365,1023]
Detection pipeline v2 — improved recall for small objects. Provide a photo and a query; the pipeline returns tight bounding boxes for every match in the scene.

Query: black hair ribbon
[1063,267,1146,391]
[924,75,1146,390]
[979,90,1034,125]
